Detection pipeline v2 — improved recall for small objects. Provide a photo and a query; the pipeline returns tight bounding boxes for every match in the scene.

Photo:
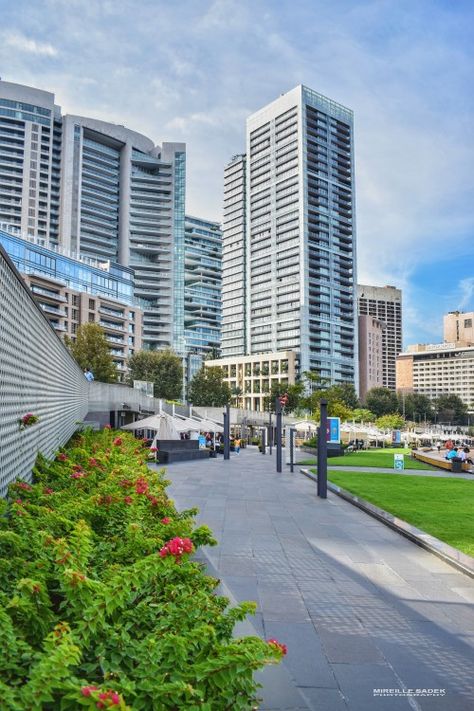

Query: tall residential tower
[357,284,402,391]
[0,79,185,353]
[221,86,357,384]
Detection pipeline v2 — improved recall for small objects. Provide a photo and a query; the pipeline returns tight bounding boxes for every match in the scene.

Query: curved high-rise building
[0,79,185,352]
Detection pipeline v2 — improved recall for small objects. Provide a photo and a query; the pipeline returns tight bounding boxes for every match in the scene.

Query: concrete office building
[0,225,142,379]
[396,342,474,413]
[358,284,402,391]
[358,314,384,400]
[0,79,185,353]
[221,86,357,384]
[206,351,297,411]
[444,310,474,346]
[184,215,222,372]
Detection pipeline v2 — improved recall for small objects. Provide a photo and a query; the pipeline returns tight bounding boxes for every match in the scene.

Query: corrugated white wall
[0,247,88,496]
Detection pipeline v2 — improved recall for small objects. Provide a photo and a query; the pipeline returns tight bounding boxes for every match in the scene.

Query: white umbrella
[122,413,181,438]
[291,420,318,432]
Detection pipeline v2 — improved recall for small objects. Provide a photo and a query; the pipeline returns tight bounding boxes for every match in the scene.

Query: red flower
[110,692,120,705]
[43,487,54,495]
[70,472,84,479]
[161,517,171,524]
[16,482,32,491]
[149,447,158,452]
[123,496,133,505]
[267,638,288,656]
[88,458,98,467]
[57,452,68,461]
[72,463,82,471]
[159,537,193,561]
[14,498,23,505]
[81,685,98,697]
[104,424,112,429]
[135,477,148,494]
[119,479,132,488]
[113,437,122,446]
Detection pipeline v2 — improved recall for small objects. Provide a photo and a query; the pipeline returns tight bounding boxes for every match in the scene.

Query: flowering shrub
[0,428,282,709]
[19,412,39,429]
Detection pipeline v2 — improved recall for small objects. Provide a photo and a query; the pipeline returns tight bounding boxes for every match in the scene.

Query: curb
[300,468,474,579]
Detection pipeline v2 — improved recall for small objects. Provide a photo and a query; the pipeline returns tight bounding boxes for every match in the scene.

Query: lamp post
[317,399,328,499]
[223,403,230,460]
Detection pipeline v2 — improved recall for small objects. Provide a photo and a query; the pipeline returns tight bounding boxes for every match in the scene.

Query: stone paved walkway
[157,448,474,710]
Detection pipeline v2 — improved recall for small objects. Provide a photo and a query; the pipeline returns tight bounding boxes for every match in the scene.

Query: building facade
[396,342,474,413]
[358,315,384,400]
[444,310,474,346]
[357,284,402,391]
[0,226,142,379]
[221,86,357,384]
[0,79,185,353]
[184,215,222,367]
[221,154,247,357]
[205,351,297,411]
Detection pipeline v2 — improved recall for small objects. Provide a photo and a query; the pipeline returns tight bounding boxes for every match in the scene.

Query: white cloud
[457,277,474,311]
[3,31,58,57]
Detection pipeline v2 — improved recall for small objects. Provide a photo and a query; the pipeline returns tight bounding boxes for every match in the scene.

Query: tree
[376,413,405,430]
[328,382,359,410]
[434,394,468,425]
[230,386,243,408]
[351,408,376,423]
[187,366,231,406]
[65,323,117,383]
[263,381,305,413]
[365,387,399,417]
[397,392,434,422]
[127,349,183,400]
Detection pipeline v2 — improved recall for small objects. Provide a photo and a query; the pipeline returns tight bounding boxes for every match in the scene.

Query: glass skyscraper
[0,79,186,353]
[221,85,357,384]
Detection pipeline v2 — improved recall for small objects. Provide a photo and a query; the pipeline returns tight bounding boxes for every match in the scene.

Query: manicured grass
[299,450,434,470]
[324,470,474,557]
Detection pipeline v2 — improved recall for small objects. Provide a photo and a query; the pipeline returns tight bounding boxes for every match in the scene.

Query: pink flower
[81,685,98,697]
[14,498,23,505]
[88,458,98,467]
[104,424,112,430]
[70,472,84,479]
[118,479,132,488]
[43,487,54,495]
[267,638,288,656]
[17,482,32,491]
[57,452,68,461]
[161,517,171,524]
[113,437,122,446]
[149,447,158,452]
[110,692,120,705]
[123,496,133,505]
[159,537,193,560]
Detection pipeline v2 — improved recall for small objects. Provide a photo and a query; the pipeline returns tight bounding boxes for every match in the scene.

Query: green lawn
[322,470,474,557]
[299,450,434,470]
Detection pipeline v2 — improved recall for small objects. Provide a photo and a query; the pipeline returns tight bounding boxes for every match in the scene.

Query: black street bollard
[318,399,328,498]
[269,411,272,454]
[223,403,230,460]
[289,427,295,473]
[261,427,266,454]
[276,397,282,473]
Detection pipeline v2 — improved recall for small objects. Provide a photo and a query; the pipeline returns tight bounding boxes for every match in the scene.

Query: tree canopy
[365,387,399,417]
[434,393,468,425]
[127,349,183,400]
[187,366,231,406]
[65,323,117,383]
[263,381,305,413]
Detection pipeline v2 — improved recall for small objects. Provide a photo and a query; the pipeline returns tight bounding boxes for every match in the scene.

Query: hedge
[0,428,283,710]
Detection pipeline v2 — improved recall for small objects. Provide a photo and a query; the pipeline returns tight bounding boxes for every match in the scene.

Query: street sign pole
[223,404,230,460]
[289,428,295,473]
[318,399,328,498]
[276,397,282,473]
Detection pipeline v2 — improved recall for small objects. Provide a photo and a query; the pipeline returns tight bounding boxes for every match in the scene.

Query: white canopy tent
[290,420,318,433]
[121,413,182,438]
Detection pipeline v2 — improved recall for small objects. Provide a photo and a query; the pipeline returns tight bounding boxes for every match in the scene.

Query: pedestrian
[463,447,473,465]
[84,368,94,382]
[436,440,442,453]
[234,437,241,455]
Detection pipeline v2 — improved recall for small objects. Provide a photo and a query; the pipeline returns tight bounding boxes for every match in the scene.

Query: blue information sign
[326,417,340,444]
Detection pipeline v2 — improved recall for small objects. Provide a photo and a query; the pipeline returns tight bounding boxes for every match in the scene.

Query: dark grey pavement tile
[331,663,412,710]
[299,687,348,711]
[264,621,338,689]
[256,663,311,710]
[318,628,385,664]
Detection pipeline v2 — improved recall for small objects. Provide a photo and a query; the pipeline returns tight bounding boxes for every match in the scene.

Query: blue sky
[0,0,473,346]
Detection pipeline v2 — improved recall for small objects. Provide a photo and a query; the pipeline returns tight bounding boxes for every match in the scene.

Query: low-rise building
[0,226,143,380]
[396,342,474,412]
[205,351,297,411]
[444,310,474,346]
